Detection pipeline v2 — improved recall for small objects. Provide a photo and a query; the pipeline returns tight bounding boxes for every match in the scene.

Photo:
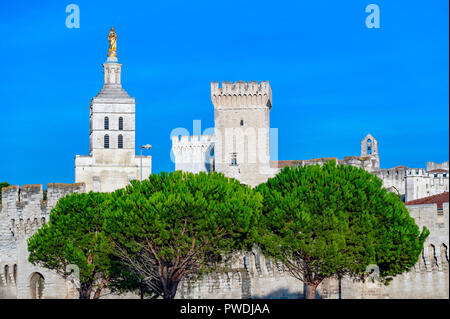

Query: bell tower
[75,28,152,192]
[361,134,380,169]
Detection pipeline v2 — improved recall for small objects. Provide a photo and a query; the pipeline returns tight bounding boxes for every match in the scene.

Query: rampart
[178,203,449,299]
[0,183,85,298]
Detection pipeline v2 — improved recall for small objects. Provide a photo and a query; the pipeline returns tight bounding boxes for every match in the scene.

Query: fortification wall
[405,170,449,201]
[1,183,448,299]
[427,161,449,172]
[376,167,408,197]
[0,183,85,299]
[211,81,272,109]
[177,203,449,299]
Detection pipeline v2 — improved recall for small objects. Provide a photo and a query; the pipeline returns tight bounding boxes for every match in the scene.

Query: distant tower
[211,81,274,187]
[75,28,151,192]
[361,134,380,170]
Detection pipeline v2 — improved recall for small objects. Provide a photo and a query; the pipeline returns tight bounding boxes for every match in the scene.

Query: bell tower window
[367,139,372,155]
[119,117,123,130]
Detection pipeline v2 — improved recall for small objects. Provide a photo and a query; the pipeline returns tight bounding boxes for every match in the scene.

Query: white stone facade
[404,168,449,202]
[75,56,151,192]
[172,135,214,173]
[0,184,84,299]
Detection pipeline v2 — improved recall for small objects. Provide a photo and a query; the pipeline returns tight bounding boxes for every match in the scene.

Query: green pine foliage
[255,161,429,298]
[103,171,262,299]
[27,192,113,299]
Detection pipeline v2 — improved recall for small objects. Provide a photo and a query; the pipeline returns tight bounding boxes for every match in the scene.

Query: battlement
[1,183,85,237]
[378,166,449,181]
[211,81,272,109]
[171,134,215,146]
[406,168,430,176]
[377,167,408,181]
[427,161,449,172]
[1,183,85,205]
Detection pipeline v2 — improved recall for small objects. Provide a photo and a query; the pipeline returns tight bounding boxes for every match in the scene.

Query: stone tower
[361,133,380,170]
[75,32,151,192]
[211,81,275,187]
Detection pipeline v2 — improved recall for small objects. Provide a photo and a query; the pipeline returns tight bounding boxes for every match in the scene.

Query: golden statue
[108,27,117,57]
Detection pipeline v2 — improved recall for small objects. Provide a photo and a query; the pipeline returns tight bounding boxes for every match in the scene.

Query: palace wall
[172,135,215,173]
[177,203,449,299]
[1,185,448,299]
[0,184,84,299]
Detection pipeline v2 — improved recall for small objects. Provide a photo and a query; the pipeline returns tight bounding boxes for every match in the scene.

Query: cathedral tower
[75,28,151,192]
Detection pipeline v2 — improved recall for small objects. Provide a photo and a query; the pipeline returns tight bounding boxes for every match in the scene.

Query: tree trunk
[79,282,92,299]
[305,283,317,299]
[163,280,180,299]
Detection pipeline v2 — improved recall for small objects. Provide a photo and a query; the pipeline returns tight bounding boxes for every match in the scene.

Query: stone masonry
[0,184,84,299]
[75,54,151,192]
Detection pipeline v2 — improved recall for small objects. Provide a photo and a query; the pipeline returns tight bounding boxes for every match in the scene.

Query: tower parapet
[211,81,272,109]
[172,135,215,173]
[1,183,85,238]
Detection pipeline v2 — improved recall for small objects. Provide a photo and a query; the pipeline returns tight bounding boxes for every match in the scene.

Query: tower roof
[405,192,449,209]
[95,85,131,99]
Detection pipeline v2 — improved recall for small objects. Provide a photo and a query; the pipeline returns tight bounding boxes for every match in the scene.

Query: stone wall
[0,183,84,299]
[405,169,449,202]
[172,135,215,173]
[177,203,449,299]
[1,186,448,299]
[427,161,449,172]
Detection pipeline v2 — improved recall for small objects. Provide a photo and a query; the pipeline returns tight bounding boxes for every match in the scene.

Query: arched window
[118,134,123,149]
[367,139,372,155]
[13,264,17,284]
[4,265,10,285]
[30,272,45,299]
[104,135,110,149]
[104,117,109,130]
[119,117,123,130]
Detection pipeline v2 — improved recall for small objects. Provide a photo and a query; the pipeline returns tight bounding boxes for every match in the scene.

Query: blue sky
[0,0,448,187]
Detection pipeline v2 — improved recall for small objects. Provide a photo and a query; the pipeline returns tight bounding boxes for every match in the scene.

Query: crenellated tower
[211,81,275,187]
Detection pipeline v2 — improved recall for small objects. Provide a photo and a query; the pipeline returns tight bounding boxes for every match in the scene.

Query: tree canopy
[104,171,262,299]
[255,161,429,299]
[28,192,112,299]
